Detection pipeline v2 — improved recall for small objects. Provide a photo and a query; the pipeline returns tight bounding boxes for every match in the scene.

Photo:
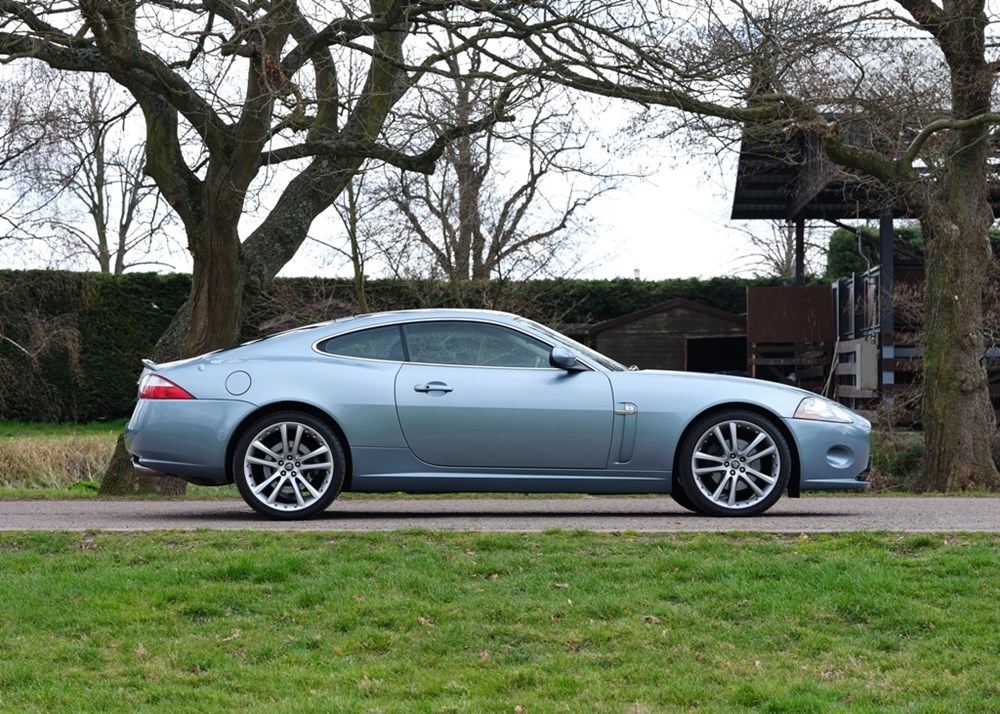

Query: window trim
[314,324,406,362]
[311,317,597,371]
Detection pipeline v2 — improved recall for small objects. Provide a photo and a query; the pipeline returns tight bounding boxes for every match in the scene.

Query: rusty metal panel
[747,287,834,343]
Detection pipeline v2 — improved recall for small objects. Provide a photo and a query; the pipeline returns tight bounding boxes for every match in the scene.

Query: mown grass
[1,531,998,712]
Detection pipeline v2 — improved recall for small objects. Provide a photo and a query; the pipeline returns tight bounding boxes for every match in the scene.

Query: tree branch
[902,112,1000,166]
[261,89,515,174]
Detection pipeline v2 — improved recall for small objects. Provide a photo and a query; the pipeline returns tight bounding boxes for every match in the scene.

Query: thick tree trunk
[100,218,245,494]
[919,7,1000,492]
[187,217,244,355]
[922,215,1000,491]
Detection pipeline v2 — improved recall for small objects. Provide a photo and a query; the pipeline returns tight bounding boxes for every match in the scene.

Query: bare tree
[375,54,619,287]
[3,71,178,273]
[309,171,384,313]
[0,63,60,171]
[735,220,826,279]
[0,63,64,257]
[335,178,371,313]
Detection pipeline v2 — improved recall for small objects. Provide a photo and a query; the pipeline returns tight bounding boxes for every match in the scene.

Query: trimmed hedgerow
[0,271,189,422]
[0,271,783,422]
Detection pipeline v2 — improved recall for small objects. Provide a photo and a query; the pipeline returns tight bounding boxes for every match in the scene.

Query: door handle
[414,382,453,393]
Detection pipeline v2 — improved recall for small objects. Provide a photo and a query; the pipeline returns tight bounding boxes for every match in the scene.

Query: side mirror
[550,346,587,371]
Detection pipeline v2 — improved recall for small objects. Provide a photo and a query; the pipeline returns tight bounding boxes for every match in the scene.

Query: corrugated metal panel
[747,287,834,343]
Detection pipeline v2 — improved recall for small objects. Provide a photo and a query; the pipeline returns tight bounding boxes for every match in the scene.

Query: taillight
[138,373,195,400]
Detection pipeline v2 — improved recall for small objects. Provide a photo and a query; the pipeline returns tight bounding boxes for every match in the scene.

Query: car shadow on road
[159,504,855,524]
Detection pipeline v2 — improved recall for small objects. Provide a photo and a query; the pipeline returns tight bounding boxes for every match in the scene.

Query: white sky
[571,153,754,281]
[277,142,763,283]
[0,136,773,281]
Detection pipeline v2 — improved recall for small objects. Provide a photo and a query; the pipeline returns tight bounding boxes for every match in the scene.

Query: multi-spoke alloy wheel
[233,412,346,519]
[678,410,791,517]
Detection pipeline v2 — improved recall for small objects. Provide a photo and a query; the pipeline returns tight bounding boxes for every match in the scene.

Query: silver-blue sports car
[125,309,870,519]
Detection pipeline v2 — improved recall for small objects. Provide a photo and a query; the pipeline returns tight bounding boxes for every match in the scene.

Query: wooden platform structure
[728,125,1000,419]
[733,128,919,418]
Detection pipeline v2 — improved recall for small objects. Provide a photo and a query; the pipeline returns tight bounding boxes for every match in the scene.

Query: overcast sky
[574,152,754,281]
[277,140,766,283]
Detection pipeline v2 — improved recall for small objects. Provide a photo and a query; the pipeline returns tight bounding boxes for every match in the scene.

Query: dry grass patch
[0,424,120,488]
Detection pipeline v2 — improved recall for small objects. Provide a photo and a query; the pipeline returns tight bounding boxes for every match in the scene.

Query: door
[394,321,614,469]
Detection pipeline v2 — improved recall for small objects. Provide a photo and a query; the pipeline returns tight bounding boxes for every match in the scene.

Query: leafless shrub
[252,282,359,336]
[0,312,82,420]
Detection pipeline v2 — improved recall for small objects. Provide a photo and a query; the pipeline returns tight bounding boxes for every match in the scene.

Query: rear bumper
[125,398,255,485]
[130,457,233,486]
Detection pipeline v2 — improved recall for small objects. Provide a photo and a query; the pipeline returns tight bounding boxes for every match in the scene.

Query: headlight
[793,396,855,423]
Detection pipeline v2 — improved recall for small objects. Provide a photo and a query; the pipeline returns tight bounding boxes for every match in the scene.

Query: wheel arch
[671,402,801,498]
[225,401,354,490]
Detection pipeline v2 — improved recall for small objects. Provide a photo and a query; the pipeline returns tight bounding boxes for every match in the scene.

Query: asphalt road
[1,496,999,532]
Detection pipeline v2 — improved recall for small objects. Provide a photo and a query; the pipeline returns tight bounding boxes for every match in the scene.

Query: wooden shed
[587,299,747,373]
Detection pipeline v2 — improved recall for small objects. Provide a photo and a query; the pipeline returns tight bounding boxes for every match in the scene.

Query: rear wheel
[233,412,346,520]
[677,410,790,517]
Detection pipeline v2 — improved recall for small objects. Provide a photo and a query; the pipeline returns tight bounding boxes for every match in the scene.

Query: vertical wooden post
[879,208,895,395]
[795,218,805,286]
[879,208,894,335]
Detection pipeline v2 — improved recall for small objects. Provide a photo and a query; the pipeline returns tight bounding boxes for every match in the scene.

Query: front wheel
[669,476,702,513]
[677,410,791,517]
[233,412,346,520]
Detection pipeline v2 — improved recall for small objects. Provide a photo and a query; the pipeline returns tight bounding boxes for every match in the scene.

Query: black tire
[677,409,791,517]
[233,411,346,520]
[669,477,703,513]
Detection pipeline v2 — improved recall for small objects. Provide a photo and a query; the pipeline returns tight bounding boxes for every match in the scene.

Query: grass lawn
[0,422,993,711]
[1,530,998,713]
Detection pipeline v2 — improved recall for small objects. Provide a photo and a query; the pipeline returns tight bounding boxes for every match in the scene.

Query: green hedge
[0,271,783,422]
[0,271,189,422]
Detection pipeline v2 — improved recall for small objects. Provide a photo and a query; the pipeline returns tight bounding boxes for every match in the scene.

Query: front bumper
[784,417,871,491]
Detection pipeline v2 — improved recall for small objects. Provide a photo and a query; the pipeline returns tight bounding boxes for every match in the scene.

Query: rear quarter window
[317,325,404,361]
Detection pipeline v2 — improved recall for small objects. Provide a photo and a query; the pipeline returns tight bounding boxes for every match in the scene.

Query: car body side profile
[125,309,870,519]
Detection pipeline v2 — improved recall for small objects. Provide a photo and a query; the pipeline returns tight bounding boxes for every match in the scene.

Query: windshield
[516,318,627,372]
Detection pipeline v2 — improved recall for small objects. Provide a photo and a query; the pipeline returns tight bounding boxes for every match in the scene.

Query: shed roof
[588,298,746,336]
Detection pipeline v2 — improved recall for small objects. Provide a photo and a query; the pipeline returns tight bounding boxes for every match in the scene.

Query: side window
[318,325,404,361]
[403,321,551,368]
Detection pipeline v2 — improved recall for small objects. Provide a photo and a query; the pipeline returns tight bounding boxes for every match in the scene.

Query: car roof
[336,308,519,325]
[218,309,528,357]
